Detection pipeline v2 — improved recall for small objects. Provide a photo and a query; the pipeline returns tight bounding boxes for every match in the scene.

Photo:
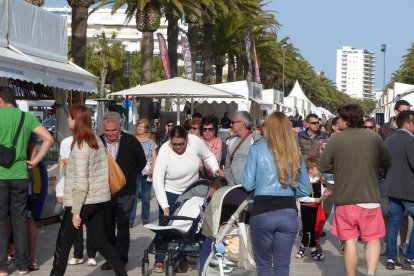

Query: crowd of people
[1,84,414,276]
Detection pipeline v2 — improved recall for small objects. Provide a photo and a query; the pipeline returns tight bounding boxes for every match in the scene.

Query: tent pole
[190,97,194,115]
[176,95,181,125]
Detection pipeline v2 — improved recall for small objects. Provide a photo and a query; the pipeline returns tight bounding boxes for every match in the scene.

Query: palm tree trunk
[202,23,214,84]
[236,56,244,81]
[139,32,154,119]
[216,64,224,84]
[228,54,235,82]
[167,12,179,78]
[187,22,198,81]
[215,54,226,84]
[71,5,88,68]
[100,67,108,98]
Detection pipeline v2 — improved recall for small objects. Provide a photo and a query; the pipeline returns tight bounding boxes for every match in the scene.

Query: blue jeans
[386,198,414,260]
[199,237,213,275]
[250,208,298,276]
[155,192,180,263]
[130,175,152,224]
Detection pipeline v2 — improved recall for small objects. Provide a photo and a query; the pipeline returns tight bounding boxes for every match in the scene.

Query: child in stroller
[142,177,228,275]
[200,185,254,276]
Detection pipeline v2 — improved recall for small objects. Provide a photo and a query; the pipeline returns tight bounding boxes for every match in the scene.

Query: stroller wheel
[141,258,149,275]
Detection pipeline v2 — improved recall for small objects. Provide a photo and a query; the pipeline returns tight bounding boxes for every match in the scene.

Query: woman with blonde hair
[50,105,127,276]
[130,118,157,227]
[242,111,311,276]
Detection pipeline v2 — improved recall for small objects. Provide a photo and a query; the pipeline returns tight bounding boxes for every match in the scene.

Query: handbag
[0,112,25,168]
[105,149,126,194]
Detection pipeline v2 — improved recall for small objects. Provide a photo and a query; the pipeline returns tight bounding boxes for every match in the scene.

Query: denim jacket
[242,141,311,197]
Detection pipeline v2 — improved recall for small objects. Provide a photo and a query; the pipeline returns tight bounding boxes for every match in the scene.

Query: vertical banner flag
[252,38,261,83]
[157,33,171,79]
[181,36,192,80]
[243,31,253,82]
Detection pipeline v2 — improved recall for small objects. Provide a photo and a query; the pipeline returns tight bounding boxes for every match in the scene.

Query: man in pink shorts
[319,104,392,276]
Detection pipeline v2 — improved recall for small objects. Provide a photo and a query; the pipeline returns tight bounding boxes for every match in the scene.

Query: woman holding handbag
[50,105,127,276]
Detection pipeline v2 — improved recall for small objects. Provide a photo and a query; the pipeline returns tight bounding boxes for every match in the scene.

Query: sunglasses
[231,120,241,124]
[203,127,215,132]
[191,127,200,130]
[364,126,374,129]
[171,142,186,148]
[309,122,320,125]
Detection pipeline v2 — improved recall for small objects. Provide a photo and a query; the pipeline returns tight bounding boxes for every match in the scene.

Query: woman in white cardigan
[50,105,127,276]
[151,125,221,272]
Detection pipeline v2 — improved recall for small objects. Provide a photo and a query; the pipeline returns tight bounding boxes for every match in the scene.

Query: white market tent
[0,0,98,92]
[287,80,333,118]
[108,77,242,124]
[0,0,98,142]
[374,82,414,122]
[201,80,266,124]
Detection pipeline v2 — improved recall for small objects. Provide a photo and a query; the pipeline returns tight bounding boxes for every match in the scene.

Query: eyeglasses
[167,124,174,127]
[363,126,374,129]
[191,127,200,130]
[231,120,242,125]
[309,122,320,125]
[171,142,186,148]
[203,127,215,132]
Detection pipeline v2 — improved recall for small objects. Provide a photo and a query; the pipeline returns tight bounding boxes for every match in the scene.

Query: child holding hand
[296,158,331,261]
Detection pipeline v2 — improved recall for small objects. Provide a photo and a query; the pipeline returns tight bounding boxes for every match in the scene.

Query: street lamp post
[381,44,386,90]
[282,45,286,95]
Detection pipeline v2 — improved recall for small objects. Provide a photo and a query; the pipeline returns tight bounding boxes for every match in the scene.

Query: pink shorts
[331,205,385,242]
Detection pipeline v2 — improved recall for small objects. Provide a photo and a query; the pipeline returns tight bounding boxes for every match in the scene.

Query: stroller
[201,185,255,276]
[142,179,210,275]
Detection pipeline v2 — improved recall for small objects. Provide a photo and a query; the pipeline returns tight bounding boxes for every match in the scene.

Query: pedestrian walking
[319,104,392,276]
[242,111,311,276]
[50,105,127,276]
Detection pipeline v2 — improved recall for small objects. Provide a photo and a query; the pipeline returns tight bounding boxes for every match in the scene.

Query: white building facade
[336,46,375,99]
[46,7,186,55]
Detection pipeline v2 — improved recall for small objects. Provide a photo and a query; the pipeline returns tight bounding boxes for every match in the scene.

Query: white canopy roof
[109,77,241,99]
[108,77,242,124]
[0,0,98,92]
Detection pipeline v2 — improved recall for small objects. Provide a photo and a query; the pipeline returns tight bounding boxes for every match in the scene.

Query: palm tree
[165,7,181,78]
[89,32,125,97]
[202,0,264,84]
[68,0,97,68]
[24,0,45,6]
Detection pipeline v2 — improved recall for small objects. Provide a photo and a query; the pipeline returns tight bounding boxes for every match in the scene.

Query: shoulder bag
[0,112,25,168]
[105,149,126,194]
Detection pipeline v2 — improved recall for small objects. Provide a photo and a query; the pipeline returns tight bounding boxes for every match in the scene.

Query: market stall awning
[0,0,98,93]
[0,46,98,93]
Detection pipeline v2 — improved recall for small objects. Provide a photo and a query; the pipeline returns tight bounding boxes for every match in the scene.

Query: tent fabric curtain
[53,88,71,144]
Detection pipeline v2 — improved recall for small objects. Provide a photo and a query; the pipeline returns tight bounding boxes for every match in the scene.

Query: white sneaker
[68,258,84,265]
[87,258,97,266]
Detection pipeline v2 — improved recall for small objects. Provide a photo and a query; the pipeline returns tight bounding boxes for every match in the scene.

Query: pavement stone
[5,198,413,275]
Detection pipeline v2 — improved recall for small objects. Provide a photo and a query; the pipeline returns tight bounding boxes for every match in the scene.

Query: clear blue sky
[45,0,414,89]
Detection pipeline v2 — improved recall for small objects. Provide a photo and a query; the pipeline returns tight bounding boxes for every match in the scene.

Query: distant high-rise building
[336,46,375,99]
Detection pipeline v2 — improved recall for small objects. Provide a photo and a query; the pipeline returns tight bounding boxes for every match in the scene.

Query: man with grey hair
[224,111,262,185]
[99,112,146,271]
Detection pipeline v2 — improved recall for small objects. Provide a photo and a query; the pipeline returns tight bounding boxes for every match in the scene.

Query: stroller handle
[163,215,196,221]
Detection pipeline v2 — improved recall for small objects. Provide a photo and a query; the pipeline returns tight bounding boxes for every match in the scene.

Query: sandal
[154,262,164,273]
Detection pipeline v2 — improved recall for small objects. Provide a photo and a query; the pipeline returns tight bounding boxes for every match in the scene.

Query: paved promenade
[5,199,413,276]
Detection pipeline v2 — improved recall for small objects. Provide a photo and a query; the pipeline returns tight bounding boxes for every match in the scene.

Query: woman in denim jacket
[242,112,311,276]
